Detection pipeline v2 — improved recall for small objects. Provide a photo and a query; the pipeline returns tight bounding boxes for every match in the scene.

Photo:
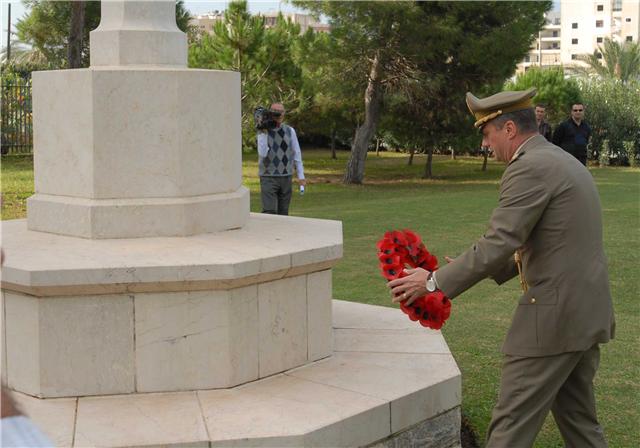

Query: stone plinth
[90,0,188,67]
[1,214,341,397]
[5,300,462,448]
[28,67,248,239]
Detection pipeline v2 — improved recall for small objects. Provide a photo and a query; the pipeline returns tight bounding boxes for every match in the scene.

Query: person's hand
[387,267,430,306]
[298,178,307,187]
[445,256,454,263]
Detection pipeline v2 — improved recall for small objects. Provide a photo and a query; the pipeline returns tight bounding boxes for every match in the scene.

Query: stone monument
[1,1,461,446]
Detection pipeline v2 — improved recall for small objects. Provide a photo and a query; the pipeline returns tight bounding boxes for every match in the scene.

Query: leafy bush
[579,79,640,165]
[504,66,582,124]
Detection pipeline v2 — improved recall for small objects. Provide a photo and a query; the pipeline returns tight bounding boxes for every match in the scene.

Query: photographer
[256,103,306,215]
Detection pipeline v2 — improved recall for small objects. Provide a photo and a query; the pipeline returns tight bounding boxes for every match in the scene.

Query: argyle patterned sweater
[259,125,294,177]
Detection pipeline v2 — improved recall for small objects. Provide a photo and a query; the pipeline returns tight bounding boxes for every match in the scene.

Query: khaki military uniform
[435,90,615,447]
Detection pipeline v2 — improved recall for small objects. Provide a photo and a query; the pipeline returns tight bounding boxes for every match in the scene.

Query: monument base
[1,214,341,397]
[6,301,461,448]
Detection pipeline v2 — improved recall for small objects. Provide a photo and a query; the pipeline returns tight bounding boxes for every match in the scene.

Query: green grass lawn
[2,150,639,446]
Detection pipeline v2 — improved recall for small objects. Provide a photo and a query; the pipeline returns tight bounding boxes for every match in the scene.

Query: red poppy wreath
[377,229,452,330]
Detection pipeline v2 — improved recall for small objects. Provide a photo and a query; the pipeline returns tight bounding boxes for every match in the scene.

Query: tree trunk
[423,147,433,179]
[408,148,415,165]
[331,125,337,160]
[450,146,456,160]
[67,1,86,68]
[482,147,488,171]
[344,52,384,184]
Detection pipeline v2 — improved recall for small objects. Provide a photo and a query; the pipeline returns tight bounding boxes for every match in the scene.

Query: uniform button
[530,298,536,304]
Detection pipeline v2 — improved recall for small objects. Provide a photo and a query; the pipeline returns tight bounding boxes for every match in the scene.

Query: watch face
[427,277,436,292]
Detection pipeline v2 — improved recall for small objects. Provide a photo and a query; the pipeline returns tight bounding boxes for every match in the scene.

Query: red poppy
[376,238,396,255]
[403,229,422,257]
[385,230,408,247]
[377,229,452,330]
[381,263,405,280]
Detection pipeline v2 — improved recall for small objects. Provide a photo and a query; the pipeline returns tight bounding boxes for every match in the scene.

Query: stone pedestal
[28,67,248,238]
[27,0,247,239]
[1,215,340,397]
[4,301,462,448]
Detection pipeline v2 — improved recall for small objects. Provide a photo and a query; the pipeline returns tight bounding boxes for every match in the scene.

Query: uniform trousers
[260,175,292,215]
[486,344,607,448]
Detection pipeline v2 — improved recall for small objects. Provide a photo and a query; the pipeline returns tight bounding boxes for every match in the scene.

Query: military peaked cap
[466,88,537,128]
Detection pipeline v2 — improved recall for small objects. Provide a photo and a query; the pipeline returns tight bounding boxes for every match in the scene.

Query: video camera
[254,106,282,131]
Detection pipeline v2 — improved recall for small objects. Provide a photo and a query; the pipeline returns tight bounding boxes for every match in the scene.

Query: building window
[524,55,530,63]
[613,0,622,12]
[571,54,577,60]
[627,36,634,42]
[552,43,559,49]
[626,18,632,23]
[572,22,578,29]
[597,4,604,11]
[553,31,558,37]
[596,53,603,59]
[572,38,579,44]
[555,18,561,25]
[597,37,603,43]
[596,20,604,28]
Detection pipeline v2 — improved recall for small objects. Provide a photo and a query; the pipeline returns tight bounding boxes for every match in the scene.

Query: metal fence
[1,82,33,154]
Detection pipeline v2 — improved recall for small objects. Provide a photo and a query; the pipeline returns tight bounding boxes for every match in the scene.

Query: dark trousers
[260,175,292,215]
[564,146,588,166]
[487,344,607,448]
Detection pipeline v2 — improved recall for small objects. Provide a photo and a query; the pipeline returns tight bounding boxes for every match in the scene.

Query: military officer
[389,88,615,447]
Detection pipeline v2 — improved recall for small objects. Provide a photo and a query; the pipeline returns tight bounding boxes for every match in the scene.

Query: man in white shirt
[256,103,306,215]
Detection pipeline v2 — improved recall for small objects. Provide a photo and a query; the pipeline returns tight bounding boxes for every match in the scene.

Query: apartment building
[516,0,640,74]
[189,10,329,36]
[189,11,224,35]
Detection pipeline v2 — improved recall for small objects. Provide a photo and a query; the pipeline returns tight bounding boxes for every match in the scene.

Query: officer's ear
[504,120,517,139]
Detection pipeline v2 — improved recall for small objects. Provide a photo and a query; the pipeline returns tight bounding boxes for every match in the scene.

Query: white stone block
[289,350,461,432]
[135,287,259,392]
[5,292,40,393]
[90,0,187,67]
[27,187,249,239]
[5,292,135,397]
[334,328,450,354]
[1,216,342,294]
[199,374,389,447]
[390,375,461,433]
[10,391,77,447]
[29,67,246,238]
[258,276,308,377]
[333,299,417,330]
[307,270,333,361]
[74,391,209,448]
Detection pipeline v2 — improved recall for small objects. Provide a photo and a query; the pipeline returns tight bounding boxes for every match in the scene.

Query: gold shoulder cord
[514,250,528,292]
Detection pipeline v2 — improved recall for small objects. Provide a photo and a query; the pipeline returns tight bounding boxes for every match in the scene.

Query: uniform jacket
[436,135,615,357]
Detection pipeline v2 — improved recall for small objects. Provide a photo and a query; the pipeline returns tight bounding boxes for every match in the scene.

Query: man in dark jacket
[552,103,592,165]
[535,103,552,142]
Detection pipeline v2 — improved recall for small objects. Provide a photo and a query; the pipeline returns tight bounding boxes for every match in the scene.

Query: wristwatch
[425,272,437,293]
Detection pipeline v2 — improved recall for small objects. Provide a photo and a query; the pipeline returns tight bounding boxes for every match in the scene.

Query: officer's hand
[388,268,430,306]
